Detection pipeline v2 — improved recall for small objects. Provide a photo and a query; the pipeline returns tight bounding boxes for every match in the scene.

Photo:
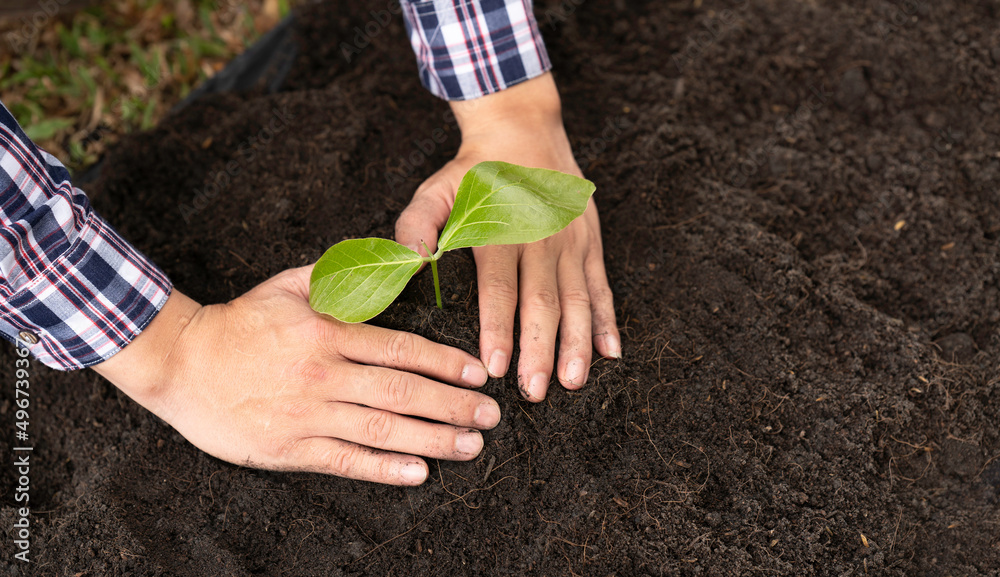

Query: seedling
[309,161,595,323]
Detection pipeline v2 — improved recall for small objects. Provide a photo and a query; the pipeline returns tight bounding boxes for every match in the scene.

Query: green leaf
[24,118,75,141]
[437,161,596,252]
[309,238,423,323]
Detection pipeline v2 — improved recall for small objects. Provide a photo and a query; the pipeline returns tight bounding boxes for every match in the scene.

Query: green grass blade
[309,238,423,323]
[25,118,75,141]
[437,161,596,252]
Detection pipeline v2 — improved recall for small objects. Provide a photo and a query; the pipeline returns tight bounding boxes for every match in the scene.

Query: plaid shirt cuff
[401,0,552,101]
[1,103,172,371]
[0,212,171,370]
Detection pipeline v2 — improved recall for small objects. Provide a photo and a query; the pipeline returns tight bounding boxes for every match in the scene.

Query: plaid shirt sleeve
[400,0,552,101]
[0,102,171,371]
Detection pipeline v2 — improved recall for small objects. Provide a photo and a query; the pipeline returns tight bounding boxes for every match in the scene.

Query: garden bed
[2,0,998,575]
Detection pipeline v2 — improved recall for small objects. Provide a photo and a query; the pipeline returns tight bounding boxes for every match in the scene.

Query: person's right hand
[92,264,500,486]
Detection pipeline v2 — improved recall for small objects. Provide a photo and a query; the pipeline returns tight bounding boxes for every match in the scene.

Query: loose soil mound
[2,1,998,575]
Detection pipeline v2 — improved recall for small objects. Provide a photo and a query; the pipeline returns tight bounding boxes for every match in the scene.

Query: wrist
[451,73,564,144]
[91,290,203,415]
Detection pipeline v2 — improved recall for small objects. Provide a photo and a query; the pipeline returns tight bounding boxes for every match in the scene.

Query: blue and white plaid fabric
[402,0,552,100]
[0,103,170,370]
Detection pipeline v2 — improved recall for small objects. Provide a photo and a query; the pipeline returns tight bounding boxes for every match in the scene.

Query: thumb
[270,263,315,300]
[395,177,456,257]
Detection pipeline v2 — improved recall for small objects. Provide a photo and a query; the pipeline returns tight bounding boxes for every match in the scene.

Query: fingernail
[517,375,531,400]
[564,359,587,386]
[528,372,549,401]
[462,363,489,387]
[405,244,420,255]
[455,431,484,455]
[488,350,508,378]
[473,402,501,428]
[606,334,622,359]
[400,463,427,484]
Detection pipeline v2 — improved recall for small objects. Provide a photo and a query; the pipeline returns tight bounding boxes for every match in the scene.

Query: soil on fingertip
[2,1,999,575]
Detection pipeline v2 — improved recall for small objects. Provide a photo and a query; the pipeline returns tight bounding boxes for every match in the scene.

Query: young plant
[309,161,595,323]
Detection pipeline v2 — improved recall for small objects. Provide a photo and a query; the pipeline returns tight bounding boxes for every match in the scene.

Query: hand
[93,265,500,486]
[395,73,621,403]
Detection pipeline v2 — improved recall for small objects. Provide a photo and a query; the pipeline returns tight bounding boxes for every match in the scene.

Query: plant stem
[430,258,442,309]
[422,241,443,309]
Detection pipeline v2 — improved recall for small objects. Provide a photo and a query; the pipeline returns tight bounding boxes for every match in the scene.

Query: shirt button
[17,331,39,345]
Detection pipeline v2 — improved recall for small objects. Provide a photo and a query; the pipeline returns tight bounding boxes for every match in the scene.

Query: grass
[0,0,298,173]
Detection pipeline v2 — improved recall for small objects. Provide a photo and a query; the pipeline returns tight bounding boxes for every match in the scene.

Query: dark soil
[3,0,1000,575]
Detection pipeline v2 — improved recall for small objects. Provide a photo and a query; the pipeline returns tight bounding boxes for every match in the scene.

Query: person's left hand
[395,73,621,402]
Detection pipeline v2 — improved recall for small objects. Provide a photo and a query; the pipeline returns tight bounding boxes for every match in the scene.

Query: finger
[339,324,489,388]
[473,245,519,378]
[556,256,593,389]
[337,364,501,430]
[295,436,430,486]
[585,245,622,359]
[316,402,485,462]
[517,244,561,402]
[395,179,454,256]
